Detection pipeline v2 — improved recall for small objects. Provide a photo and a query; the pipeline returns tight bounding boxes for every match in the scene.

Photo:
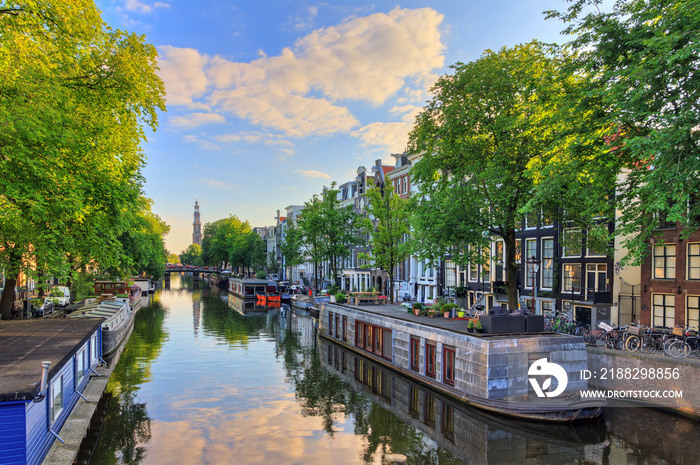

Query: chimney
[39,361,51,397]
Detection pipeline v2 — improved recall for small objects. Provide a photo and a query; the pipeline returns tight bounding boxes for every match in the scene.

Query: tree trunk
[0,276,18,320]
[504,227,519,312]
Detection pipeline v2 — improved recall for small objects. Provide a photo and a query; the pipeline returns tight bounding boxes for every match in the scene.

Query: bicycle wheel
[662,338,677,356]
[639,335,655,354]
[625,335,640,352]
[667,340,691,358]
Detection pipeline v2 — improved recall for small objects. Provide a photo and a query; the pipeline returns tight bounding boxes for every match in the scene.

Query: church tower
[192,200,202,245]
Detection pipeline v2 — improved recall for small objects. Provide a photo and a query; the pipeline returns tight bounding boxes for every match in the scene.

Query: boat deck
[337,302,562,340]
[0,319,104,402]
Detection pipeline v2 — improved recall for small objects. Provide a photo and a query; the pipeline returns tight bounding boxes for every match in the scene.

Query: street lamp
[526,255,540,313]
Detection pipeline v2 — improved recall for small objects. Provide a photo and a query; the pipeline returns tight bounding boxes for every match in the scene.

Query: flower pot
[444,311,451,319]
[457,311,465,318]
[413,308,420,316]
[475,328,484,334]
[468,327,474,333]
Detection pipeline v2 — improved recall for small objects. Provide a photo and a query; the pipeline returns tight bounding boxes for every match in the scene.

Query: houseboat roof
[0,319,103,402]
[228,278,277,285]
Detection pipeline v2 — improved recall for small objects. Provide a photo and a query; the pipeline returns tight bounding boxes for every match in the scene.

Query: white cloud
[158,7,444,144]
[294,170,330,179]
[157,46,210,108]
[170,112,226,129]
[351,121,412,153]
[123,0,169,14]
[183,135,220,150]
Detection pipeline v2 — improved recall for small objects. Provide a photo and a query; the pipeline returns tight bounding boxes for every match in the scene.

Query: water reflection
[89,281,699,465]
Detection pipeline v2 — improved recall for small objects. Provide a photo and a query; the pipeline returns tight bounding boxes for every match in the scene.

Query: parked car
[49,286,70,306]
[32,298,55,318]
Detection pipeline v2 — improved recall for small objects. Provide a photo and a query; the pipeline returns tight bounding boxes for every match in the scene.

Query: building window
[688,244,700,280]
[443,347,455,386]
[563,228,583,257]
[481,246,490,282]
[51,376,64,423]
[541,238,554,289]
[563,264,582,293]
[425,342,437,378]
[445,260,456,288]
[402,176,407,194]
[586,263,608,295]
[687,296,700,329]
[76,349,86,386]
[525,239,537,288]
[469,246,478,281]
[653,294,675,328]
[653,244,676,279]
[525,209,539,229]
[410,337,420,371]
[541,300,553,315]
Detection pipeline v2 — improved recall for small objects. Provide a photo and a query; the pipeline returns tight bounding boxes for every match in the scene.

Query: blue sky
[95,0,577,255]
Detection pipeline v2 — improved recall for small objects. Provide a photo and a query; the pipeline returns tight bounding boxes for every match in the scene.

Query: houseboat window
[442,402,455,441]
[356,322,365,347]
[375,328,383,354]
[409,385,419,418]
[687,296,700,329]
[328,312,334,335]
[76,349,86,385]
[342,316,347,342]
[653,244,676,279]
[410,337,420,371]
[91,334,98,362]
[653,294,675,328]
[51,375,64,423]
[689,244,700,280]
[424,393,436,428]
[365,325,373,351]
[426,342,437,378]
[335,314,341,338]
[382,329,392,360]
[443,347,455,386]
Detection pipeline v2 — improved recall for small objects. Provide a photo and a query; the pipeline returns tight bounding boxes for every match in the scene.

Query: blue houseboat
[0,319,103,465]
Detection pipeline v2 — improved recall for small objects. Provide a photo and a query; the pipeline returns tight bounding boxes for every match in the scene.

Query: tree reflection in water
[91,297,168,465]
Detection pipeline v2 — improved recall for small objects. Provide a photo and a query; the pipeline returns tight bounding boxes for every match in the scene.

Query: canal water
[89,274,699,465]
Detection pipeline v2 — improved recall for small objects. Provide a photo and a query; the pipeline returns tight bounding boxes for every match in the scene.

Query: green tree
[547,0,700,262]
[179,244,202,266]
[297,195,326,290]
[280,221,304,282]
[166,253,181,264]
[408,42,569,311]
[267,250,280,275]
[0,0,165,318]
[361,176,411,304]
[319,184,360,288]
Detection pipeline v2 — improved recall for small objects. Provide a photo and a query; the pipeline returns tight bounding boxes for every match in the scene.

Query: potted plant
[457,308,465,318]
[428,309,439,318]
[467,319,475,332]
[475,320,484,333]
[412,302,423,316]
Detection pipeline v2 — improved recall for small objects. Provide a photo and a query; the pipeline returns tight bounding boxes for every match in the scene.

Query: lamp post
[526,255,540,313]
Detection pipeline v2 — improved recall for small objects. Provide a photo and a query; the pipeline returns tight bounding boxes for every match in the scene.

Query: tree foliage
[200,216,265,274]
[547,0,700,262]
[179,244,202,266]
[0,0,166,317]
[361,176,411,303]
[408,42,570,310]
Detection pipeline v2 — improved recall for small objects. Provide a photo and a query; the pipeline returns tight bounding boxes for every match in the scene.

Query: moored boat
[319,302,604,422]
[129,285,142,308]
[68,296,134,356]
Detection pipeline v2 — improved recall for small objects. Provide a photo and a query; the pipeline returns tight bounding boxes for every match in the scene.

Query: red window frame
[335,314,341,338]
[410,337,420,371]
[426,342,437,378]
[443,347,455,386]
[354,319,392,361]
[342,316,347,342]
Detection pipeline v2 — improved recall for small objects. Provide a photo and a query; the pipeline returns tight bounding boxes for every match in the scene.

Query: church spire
[192,200,202,245]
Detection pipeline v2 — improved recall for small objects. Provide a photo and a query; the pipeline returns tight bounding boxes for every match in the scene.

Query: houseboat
[0,319,103,465]
[228,278,277,299]
[93,280,129,295]
[132,277,150,296]
[256,292,281,304]
[319,302,604,422]
[68,296,133,356]
[319,338,605,463]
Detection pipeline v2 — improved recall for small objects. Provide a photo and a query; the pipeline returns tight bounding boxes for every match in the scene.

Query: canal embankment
[41,320,134,465]
[587,347,700,418]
